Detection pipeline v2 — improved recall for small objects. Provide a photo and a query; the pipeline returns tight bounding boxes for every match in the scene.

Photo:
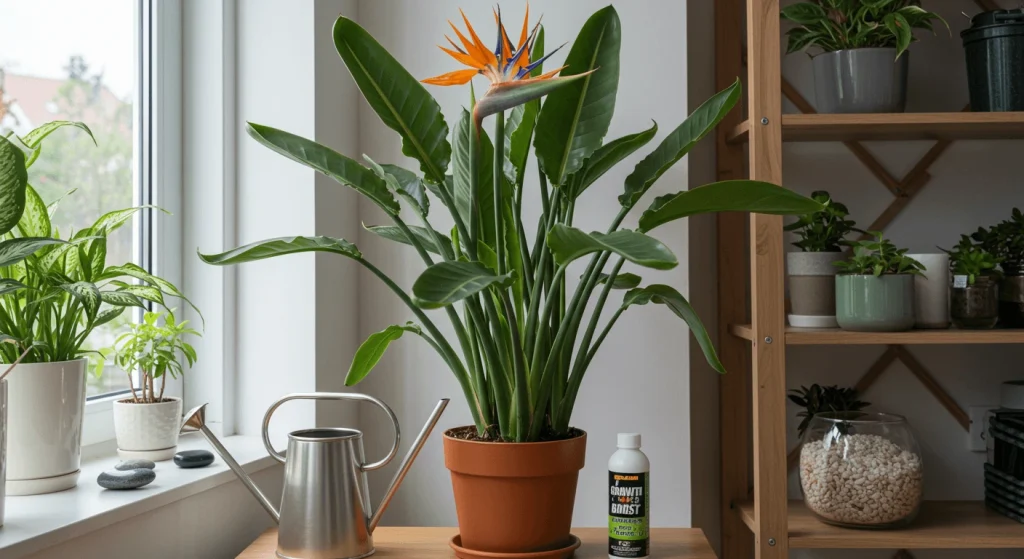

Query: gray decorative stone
[115,459,156,471]
[97,468,156,490]
[174,449,215,469]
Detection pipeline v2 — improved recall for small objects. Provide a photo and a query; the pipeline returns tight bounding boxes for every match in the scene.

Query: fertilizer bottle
[608,433,650,558]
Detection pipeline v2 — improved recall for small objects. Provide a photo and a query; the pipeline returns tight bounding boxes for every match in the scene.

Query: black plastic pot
[962,10,1024,112]
[951,276,1000,329]
[1001,275,1024,328]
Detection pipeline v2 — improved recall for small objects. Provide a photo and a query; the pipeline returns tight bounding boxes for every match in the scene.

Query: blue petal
[522,43,565,75]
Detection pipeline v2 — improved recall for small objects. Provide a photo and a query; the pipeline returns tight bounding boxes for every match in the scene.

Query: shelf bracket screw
[760,117,769,125]
[768,538,776,547]
[764,336,773,344]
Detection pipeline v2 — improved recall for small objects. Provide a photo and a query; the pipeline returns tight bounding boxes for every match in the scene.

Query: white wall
[773,2,1024,558]
[351,0,697,528]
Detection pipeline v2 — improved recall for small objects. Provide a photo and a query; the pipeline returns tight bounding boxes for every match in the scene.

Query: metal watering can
[180,393,448,559]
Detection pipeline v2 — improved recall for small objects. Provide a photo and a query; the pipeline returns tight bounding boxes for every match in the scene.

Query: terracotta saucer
[448,535,582,559]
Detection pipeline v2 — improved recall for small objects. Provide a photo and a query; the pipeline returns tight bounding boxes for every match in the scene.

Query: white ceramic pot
[113,396,183,460]
[6,359,87,495]
[907,253,950,329]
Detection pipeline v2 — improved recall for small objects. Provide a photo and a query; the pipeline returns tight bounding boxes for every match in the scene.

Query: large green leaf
[333,17,450,182]
[622,285,724,374]
[88,206,158,236]
[199,236,361,266]
[60,281,101,324]
[638,180,824,232]
[364,224,453,260]
[246,123,399,215]
[94,307,127,328]
[381,164,430,216]
[117,285,166,307]
[17,185,50,238]
[503,28,544,187]
[345,323,422,386]
[534,6,621,186]
[0,134,28,236]
[0,279,28,297]
[594,272,642,290]
[412,261,514,309]
[22,121,95,148]
[100,290,145,308]
[567,122,658,200]
[620,79,742,209]
[546,225,677,270]
[452,109,501,247]
[99,262,203,325]
[0,237,64,268]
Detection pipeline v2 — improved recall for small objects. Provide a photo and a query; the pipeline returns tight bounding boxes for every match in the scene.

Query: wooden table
[238,527,715,558]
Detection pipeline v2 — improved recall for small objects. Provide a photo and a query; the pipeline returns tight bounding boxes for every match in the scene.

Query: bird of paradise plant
[200,5,822,442]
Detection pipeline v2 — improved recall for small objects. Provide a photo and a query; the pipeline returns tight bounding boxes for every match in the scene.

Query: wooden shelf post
[747,0,789,557]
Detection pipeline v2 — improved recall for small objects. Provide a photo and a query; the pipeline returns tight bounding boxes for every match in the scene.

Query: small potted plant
[835,233,924,332]
[789,383,871,440]
[782,1,947,113]
[784,191,858,327]
[108,310,200,461]
[973,209,1024,327]
[944,235,1002,329]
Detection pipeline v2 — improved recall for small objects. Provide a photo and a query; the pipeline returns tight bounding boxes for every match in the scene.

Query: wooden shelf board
[727,112,1024,143]
[729,324,1024,345]
[736,501,1024,549]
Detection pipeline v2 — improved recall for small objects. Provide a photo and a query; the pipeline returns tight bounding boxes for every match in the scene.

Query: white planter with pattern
[113,396,183,459]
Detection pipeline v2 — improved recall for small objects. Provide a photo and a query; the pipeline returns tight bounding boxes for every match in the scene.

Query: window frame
[82,0,183,447]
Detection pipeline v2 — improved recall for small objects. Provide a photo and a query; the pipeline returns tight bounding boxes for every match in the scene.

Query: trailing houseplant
[781,0,948,113]
[0,121,196,493]
[834,233,923,332]
[784,191,857,327]
[198,5,822,553]
[973,209,1024,327]
[107,310,200,459]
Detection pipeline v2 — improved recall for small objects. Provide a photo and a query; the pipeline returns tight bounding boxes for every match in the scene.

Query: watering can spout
[180,404,281,523]
[368,398,449,532]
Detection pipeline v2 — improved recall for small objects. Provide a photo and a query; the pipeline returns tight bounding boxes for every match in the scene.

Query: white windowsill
[0,435,278,559]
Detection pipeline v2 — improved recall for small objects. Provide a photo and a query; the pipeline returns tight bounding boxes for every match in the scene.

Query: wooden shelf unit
[736,501,1024,549]
[728,324,1024,345]
[713,0,1024,557]
[727,112,1024,143]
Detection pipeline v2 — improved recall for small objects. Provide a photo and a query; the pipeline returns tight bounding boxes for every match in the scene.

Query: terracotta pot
[443,429,587,554]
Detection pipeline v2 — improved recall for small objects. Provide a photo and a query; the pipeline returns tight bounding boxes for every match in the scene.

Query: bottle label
[608,470,649,557]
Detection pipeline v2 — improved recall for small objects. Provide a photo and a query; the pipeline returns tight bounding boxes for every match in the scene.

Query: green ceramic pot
[836,274,916,332]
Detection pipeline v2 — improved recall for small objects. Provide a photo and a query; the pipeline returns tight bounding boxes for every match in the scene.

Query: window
[0,0,174,442]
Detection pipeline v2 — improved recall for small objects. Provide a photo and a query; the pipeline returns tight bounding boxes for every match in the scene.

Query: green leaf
[622,284,724,374]
[22,121,95,149]
[93,307,126,328]
[567,122,658,200]
[621,79,741,209]
[502,199,525,320]
[333,17,450,182]
[780,2,828,25]
[345,323,422,386]
[503,28,544,187]
[452,109,500,247]
[89,206,159,237]
[381,164,430,216]
[60,281,101,324]
[199,236,362,266]
[0,237,64,268]
[534,6,621,186]
[546,225,678,270]
[17,185,50,238]
[412,261,514,309]
[638,180,824,232]
[884,12,912,58]
[0,134,28,236]
[246,123,399,215]
[100,291,145,308]
[364,224,453,259]
[0,279,28,296]
[594,272,642,290]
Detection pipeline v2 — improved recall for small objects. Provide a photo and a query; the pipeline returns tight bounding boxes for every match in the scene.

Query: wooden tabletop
[238,527,715,558]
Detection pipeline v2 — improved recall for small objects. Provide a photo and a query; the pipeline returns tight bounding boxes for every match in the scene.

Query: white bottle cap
[617,433,641,449]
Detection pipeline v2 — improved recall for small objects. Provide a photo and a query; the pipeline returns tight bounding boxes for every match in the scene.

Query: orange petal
[519,3,530,47]
[494,8,514,64]
[460,9,497,67]
[449,20,488,66]
[439,45,486,70]
[525,65,568,81]
[445,35,466,54]
[422,69,479,86]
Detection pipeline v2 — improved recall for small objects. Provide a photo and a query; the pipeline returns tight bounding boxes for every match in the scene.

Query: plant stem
[499,291,530,441]
[493,112,505,275]
[556,306,625,432]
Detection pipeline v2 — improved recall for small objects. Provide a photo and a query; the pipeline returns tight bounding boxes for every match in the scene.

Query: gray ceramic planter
[812,48,909,113]
[836,274,916,332]
[787,252,845,328]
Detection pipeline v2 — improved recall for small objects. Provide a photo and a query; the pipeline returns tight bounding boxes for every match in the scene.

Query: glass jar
[951,275,999,329]
[798,412,923,529]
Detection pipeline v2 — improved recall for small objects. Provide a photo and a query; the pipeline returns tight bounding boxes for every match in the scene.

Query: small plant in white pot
[835,233,924,332]
[107,310,199,461]
[784,191,858,328]
[781,1,947,113]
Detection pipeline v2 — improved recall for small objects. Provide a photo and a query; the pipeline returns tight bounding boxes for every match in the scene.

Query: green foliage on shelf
[972,208,1024,276]
[784,190,859,252]
[942,235,1002,286]
[789,383,870,439]
[835,232,924,276]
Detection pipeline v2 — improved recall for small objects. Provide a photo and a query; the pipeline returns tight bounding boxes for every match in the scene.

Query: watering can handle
[261,392,402,471]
